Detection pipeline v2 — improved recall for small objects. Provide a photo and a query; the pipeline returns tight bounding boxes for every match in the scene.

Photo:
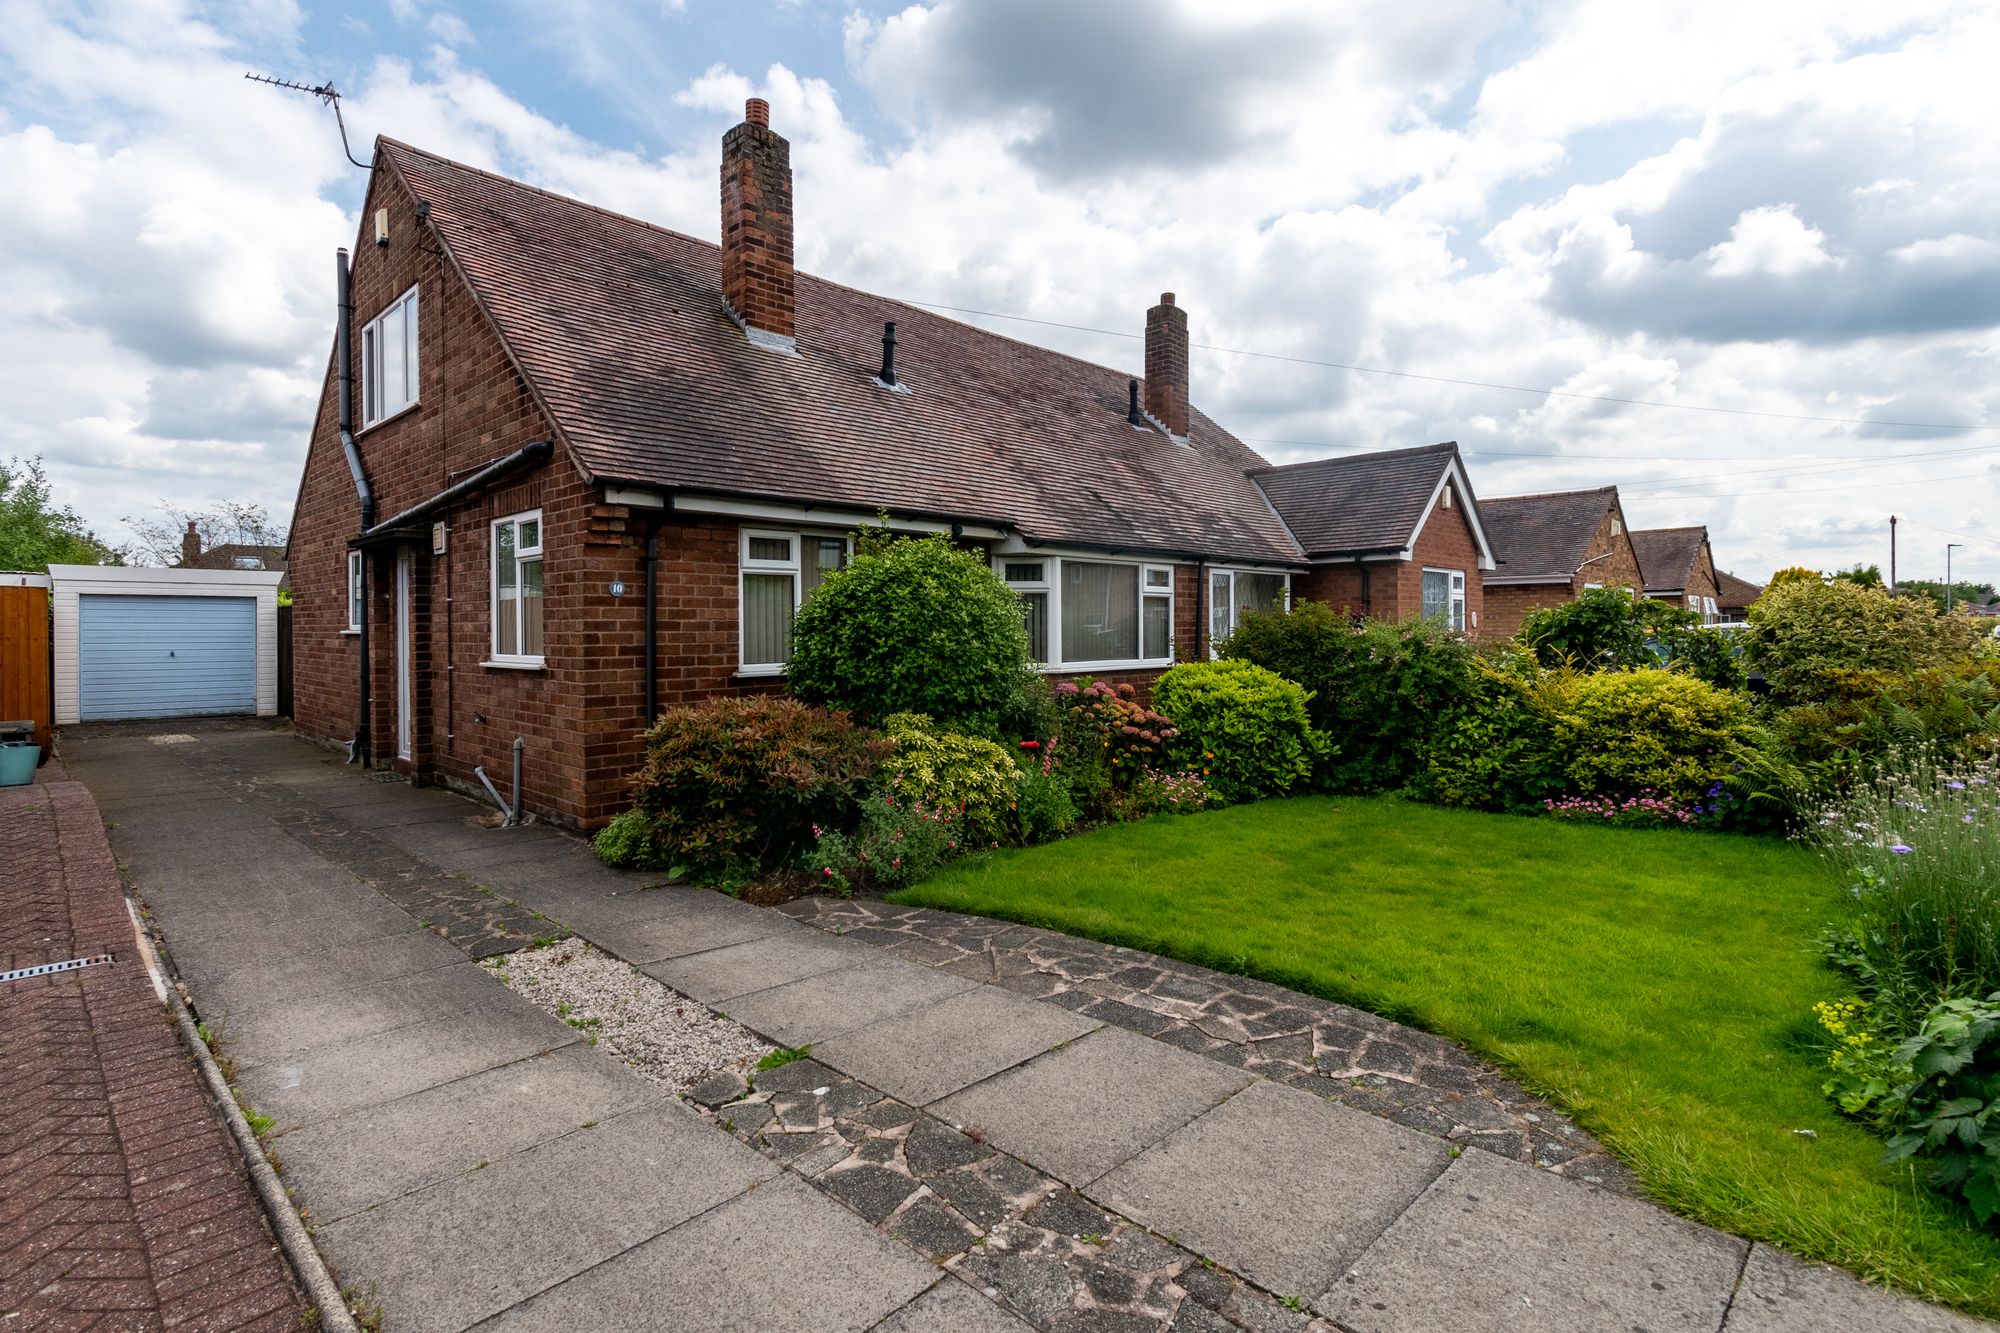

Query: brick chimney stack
[720,98,796,352]
[1144,292,1189,437]
[180,520,201,567]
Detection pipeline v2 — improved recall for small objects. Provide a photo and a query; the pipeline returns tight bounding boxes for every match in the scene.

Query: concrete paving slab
[163,898,421,969]
[130,857,365,906]
[372,819,560,859]
[480,1173,937,1333]
[868,1278,1036,1331]
[819,986,1103,1110]
[275,1044,664,1223]
[234,1000,578,1127]
[585,894,795,964]
[1088,1079,1451,1298]
[214,959,506,1057]
[328,798,482,829]
[183,926,466,1015]
[641,926,869,1003]
[720,955,982,1047]
[1722,1244,1990,1332]
[150,884,405,944]
[317,1103,777,1332]
[1324,1147,1746,1332]
[930,1025,1247,1184]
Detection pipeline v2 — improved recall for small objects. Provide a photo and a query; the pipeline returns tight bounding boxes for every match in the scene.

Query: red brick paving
[1,777,305,1331]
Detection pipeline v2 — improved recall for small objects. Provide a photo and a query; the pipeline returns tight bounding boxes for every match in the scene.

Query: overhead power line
[903,299,1998,437]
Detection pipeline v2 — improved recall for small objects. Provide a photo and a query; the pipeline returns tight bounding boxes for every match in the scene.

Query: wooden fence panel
[0,581,53,751]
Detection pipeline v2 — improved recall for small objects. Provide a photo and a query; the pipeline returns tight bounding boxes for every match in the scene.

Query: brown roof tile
[380,140,1306,566]
[1630,526,1709,594]
[1715,569,1763,609]
[1479,487,1619,583]
[1250,442,1475,558]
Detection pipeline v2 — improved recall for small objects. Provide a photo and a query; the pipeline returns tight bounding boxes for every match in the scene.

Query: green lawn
[893,796,2000,1315]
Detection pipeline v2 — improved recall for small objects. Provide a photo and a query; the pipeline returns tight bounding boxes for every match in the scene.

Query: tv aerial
[244,73,371,170]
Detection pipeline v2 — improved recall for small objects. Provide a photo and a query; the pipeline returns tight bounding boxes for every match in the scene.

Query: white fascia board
[1410,457,1499,570]
[1309,549,1413,565]
[1484,573,1575,586]
[47,565,284,593]
[604,486,668,509]
[671,492,1009,540]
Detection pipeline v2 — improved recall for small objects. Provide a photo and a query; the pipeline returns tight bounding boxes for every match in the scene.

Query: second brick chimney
[180,520,201,567]
[720,98,796,353]
[1144,292,1189,437]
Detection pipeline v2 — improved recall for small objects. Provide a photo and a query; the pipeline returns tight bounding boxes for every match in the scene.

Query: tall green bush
[787,532,1034,736]
[1552,668,1749,805]
[1415,663,1568,813]
[1746,579,1980,705]
[1517,586,1743,689]
[1222,603,1479,791]
[1152,659,1325,803]
[611,696,887,878]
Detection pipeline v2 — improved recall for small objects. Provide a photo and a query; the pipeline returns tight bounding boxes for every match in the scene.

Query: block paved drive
[1,769,304,1330]
[64,722,1998,1333]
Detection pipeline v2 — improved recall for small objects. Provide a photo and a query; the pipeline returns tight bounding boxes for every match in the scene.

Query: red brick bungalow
[288,101,1350,828]
[1631,526,1724,623]
[1252,444,1496,633]
[1714,569,1764,623]
[1476,486,1642,640]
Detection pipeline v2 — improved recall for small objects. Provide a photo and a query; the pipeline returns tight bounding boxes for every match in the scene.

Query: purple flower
[1948,781,1966,791]
[1890,844,1914,855]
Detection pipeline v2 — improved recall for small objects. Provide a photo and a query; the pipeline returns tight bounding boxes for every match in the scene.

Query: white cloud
[1705,205,1834,277]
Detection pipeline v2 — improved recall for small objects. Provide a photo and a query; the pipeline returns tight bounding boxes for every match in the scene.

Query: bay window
[491,511,544,664]
[739,528,850,673]
[1000,557,1175,669]
[1422,567,1467,632]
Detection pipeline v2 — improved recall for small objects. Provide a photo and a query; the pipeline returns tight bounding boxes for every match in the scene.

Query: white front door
[395,551,413,761]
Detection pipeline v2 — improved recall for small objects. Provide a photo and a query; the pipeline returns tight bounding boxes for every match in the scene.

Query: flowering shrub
[1543,788,1718,827]
[1052,680,1179,817]
[1153,660,1326,803]
[805,794,962,893]
[1012,738,1078,842]
[880,713,1019,840]
[1121,766,1213,816]
[613,697,886,878]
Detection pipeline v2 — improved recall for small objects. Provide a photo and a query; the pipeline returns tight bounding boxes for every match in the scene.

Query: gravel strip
[484,941,772,1093]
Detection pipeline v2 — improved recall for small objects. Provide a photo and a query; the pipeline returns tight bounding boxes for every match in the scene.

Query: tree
[1831,563,1883,588]
[0,455,123,571]
[123,500,289,568]
[1895,578,1996,615]
[1745,577,1982,704]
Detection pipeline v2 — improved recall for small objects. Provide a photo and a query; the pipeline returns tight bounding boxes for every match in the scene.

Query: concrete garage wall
[48,565,284,725]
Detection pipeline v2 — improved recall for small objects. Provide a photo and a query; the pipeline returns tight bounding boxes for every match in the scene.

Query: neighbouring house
[1251,443,1496,633]
[179,521,289,576]
[1714,570,1763,623]
[1631,526,1723,623]
[290,102,1334,828]
[1476,486,1642,640]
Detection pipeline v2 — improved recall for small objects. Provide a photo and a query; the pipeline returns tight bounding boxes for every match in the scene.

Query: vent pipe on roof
[1127,379,1145,428]
[879,322,897,386]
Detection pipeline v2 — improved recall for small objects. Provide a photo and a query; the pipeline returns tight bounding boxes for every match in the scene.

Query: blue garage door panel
[80,595,257,721]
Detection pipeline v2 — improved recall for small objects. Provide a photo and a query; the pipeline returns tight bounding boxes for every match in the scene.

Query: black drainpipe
[337,249,376,763]
[1194,558,1206,658]
[1360,563,1372,617]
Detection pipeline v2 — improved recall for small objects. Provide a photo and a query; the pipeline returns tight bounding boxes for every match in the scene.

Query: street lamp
[1947,544,1963,614]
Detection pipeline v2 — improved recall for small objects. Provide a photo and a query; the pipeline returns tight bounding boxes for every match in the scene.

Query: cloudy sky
[4,0,1998,581]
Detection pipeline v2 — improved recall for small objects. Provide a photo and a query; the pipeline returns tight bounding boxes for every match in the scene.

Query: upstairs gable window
[1422,568,1467,632]
[361,286,420,428]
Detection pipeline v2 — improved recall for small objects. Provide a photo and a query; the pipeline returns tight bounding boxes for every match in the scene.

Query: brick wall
[1290,492,1486,629]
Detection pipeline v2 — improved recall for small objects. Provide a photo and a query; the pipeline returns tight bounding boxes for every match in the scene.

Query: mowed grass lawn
[893,796,2000,1316]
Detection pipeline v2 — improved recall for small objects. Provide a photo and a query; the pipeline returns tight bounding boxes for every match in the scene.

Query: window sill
[359,398,421,436]
[1034,660,1175,674]
[734,667,786,681]
[341,628,360,637]
[481,658,546,671]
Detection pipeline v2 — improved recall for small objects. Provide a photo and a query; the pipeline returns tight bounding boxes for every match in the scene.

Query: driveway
[64,720,1989,1333]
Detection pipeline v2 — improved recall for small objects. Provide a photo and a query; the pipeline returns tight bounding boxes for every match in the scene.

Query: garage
[80,595,257,720]
[50,565,283,725]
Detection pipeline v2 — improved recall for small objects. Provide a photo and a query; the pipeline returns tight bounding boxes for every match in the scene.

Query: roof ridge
[377,137,1226,431]
[1631,524,1708,536]
[1478,485,1617,505]
[1249,440,1457,475]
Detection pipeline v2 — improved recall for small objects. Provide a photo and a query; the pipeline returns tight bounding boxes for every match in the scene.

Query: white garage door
[78,595,258,721]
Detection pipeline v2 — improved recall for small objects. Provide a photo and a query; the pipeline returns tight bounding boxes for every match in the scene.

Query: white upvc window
[998,556,1177,671]
[1701,595,1718,623]
[361,285,420,428]
[1207,568,1291,654]
[346,550,363,632]
[739,528,851,673]
[1422,567,1467,632]
[1686,594,1701,612]
[490,510,544,665]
